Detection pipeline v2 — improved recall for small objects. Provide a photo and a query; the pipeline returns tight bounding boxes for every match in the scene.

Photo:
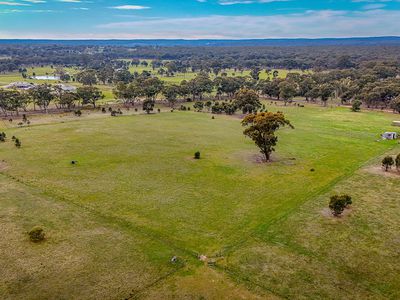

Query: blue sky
[1,0,400,39]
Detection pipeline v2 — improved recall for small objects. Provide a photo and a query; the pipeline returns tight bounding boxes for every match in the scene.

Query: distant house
[4,82,36,90]
[381,132,398,140]
[393,121,400,127]
[55,84,77,92]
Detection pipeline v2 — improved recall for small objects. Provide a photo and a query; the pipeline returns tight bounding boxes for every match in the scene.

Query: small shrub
[74,110,82,117]
[28,226,45,242]
[101,107,106,113]
[329,194,352,217]
[135,108,138,112]
[212,116,215,119]
[351,100,362,112]
[11,136,16,141]
[157,108,161,113]
[382,156,394,172]
[194,151,201,159]
[0,132,5,142]
[396,153,400,171]
[15,138,21,148]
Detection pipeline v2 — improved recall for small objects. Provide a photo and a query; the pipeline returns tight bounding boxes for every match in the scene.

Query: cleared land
[0,104,399,299]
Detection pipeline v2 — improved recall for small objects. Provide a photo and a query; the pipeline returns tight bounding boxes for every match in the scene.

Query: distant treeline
[2,44,400,73]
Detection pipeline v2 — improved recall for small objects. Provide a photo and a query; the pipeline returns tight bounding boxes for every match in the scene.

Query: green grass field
[0,104,399,299]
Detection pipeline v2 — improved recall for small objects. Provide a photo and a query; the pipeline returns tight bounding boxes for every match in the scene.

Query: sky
[1,0,400,39]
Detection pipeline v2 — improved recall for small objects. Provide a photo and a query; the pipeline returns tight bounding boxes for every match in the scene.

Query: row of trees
[0,84,103,116]
[106,62,400,112]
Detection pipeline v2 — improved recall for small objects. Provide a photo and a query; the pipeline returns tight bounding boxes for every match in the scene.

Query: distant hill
[1,37,400,47]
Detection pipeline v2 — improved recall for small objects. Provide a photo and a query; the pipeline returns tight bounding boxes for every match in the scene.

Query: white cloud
[94,9,400,39]
[111,5,150,10]
[0,1,30,6]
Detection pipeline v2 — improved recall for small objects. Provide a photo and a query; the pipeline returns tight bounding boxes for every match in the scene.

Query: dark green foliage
[234,87,261,114]
[329,194,352,216]
[76,86,104,108]
[0,132,5,142]
[193,101,204,112]
[395,153,400,171]
[242,112,294,162]
[15,138,21,148]
[143,99,155,114]
[382,156,394,171]
[194,151,201,159]
[351,100,362,112]
[28,226,45,242]
[74,110,82,117]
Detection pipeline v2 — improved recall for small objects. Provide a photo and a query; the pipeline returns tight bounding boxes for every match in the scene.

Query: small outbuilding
[393,121,400,127]
[4,82,36,90]
[381,132,398,140]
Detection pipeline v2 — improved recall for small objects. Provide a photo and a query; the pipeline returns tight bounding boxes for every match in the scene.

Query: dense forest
[2,44,400,72]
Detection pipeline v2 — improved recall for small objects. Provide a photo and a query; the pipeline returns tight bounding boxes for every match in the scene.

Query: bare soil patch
[0,160,9,171]
[363,166,400,179]
[321,207,352,219]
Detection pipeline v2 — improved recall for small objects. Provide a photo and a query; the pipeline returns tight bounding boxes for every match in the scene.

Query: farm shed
[393,121,400,127]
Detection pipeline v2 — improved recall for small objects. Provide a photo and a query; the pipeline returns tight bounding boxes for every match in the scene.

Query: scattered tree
[382,156,394,171]
[329,194,352,216]
[241,112,294,162]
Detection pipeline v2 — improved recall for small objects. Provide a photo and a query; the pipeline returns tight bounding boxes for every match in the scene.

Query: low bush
[28,226,45,242]
[329,194,352,216]
[194,151,201,159]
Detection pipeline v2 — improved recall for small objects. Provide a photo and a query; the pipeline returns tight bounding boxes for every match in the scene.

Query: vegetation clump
[194,151,201,160]
[0,132,6,142]
[15,138,21,148]
[382,156,394,171]
[351,100,362,112]
[396,153,400,171]
[329,194,352,216]
[28,226,45,242]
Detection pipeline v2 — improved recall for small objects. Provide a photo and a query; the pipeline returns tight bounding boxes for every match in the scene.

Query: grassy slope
[0,105,399,299]
[226,151,400,299]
